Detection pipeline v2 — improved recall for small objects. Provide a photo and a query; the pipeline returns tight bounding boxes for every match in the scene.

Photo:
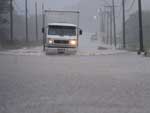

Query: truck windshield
[48,25,76,36]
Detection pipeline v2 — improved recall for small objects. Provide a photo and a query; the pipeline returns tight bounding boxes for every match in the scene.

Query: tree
[124,11,150,50]
[0,0,9,24]
[0,0,9,44]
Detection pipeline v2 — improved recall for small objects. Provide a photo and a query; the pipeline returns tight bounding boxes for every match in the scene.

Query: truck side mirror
[42,28,45,33]
[79,29,83,35]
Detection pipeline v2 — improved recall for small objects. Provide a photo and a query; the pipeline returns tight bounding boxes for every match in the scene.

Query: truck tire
[137,51,141,55]
[144,51,147,56]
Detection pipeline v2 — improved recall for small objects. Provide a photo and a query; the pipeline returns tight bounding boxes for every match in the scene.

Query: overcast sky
[14,0,150,32]
[15,0,150,15]
[15,0,80,15]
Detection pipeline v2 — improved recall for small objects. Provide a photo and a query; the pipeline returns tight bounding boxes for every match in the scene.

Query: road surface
[0,34,150,113]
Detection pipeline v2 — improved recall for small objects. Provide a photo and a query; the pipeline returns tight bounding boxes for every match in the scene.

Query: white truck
[42,10,82,54]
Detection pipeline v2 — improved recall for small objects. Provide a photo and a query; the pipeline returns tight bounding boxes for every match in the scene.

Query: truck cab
[44,23,82,54]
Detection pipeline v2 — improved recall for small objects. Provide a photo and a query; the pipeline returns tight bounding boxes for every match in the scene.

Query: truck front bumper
[45,42,78,54]
[45,46,77,54]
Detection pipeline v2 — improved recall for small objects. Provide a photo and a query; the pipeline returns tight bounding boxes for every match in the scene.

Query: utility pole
[106,11,109,44]
[112,0,117,47]
[35,2,38,41]
[104,6,113,45]
[100,11,105,43]
[25,0,28,42]
[97,8,101,41]
[103,12,107,43]
[42,3,45,51]
[122,0,126,49]
[138,0,144,53]
[110,10,113,45]
[103,8,109,44]
[10,0,13,42]
[101,11,105,43]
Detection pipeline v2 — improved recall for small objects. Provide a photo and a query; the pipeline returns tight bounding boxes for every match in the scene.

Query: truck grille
[54,40,69,44]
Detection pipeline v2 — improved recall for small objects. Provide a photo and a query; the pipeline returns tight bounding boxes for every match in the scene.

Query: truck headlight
[69,40,77,46]
[48,39,53,44]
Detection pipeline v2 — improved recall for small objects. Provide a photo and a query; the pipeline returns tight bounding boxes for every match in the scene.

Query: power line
[14,0,32,16]
[125,0,136,12]
[102,0,110,5]
[14,0,25,13]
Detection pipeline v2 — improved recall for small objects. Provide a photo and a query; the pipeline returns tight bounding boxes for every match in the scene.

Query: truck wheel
[45,49,49,56]
[137,51,141,55]
[45,51,48,55]
[144,51,147,56]
[43,45,46,51]
[72,51,77,55]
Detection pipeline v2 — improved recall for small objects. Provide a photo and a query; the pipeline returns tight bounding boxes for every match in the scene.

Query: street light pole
[93,15,98,40]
